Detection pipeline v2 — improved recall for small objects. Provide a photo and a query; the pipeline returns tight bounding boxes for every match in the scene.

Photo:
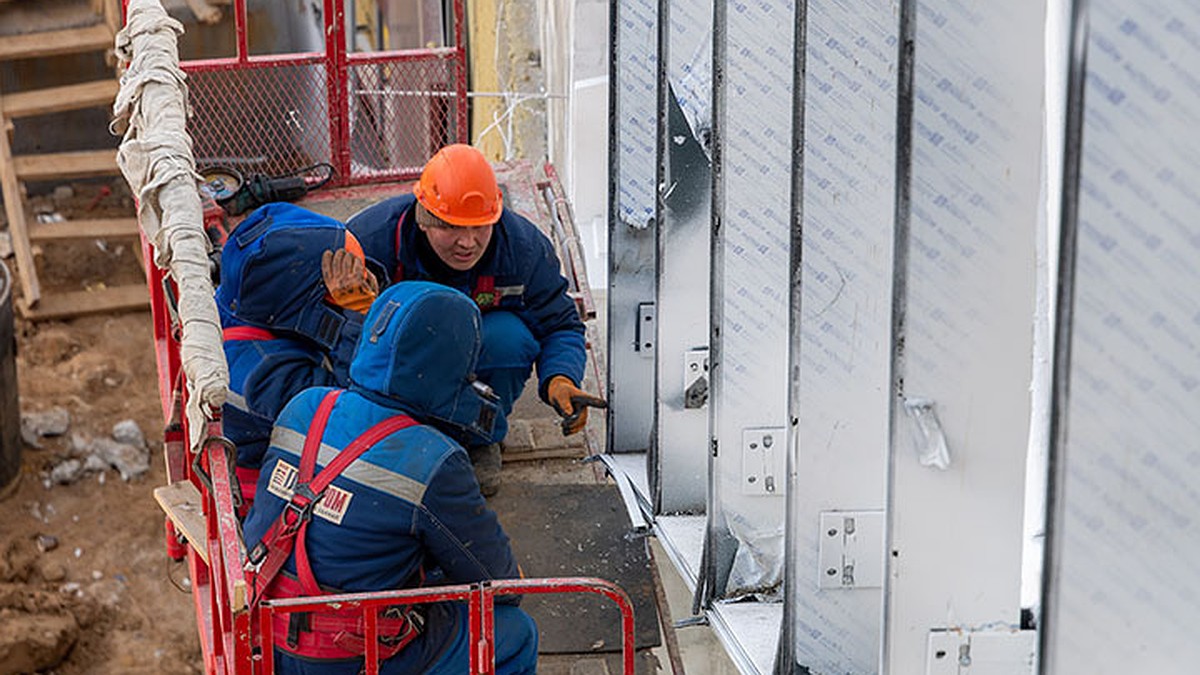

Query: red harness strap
[247,390,417,601]
[246,390,422,660]
[223,326,277,341]
[269,575,424,661]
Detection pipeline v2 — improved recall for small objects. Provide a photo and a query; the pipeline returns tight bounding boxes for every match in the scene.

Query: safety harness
[246,390,424,660]
[222,325,279,515]
[223,326,277,341]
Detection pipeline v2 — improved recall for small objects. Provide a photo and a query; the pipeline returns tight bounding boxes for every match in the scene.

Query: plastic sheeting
[1042,2,1200,672]
[782,0,899,670]
[884,0,1043,670]
[607,0,659,454]
[113,0,228,448]
[705,0,795,600]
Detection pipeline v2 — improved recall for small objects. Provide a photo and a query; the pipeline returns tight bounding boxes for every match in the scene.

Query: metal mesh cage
[347,54,462,180]
[187,62,332,179]
[180,0,467,188]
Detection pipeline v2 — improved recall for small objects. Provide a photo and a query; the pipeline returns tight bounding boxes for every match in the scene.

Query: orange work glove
[321,247,379,314]
[546,375,608,436]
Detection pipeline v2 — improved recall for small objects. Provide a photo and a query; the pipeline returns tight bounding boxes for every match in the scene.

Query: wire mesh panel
[652,0,712,514]
[1042,2,1200,673]
[181,0,466,186]
[607,0,660,454]
[883,0,1044,671]
[782,0,899,671]
[187,62,333,178]
[347,54,463,180]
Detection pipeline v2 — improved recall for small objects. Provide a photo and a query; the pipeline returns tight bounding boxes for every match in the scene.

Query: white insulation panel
[1044,2,1200,673]
[787,0,899,670]
[609,0,659,454]
[885,0,1044,671]
[709,0,796,599]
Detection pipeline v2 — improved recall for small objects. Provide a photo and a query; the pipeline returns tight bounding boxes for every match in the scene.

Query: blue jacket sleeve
[242,347,340,422]
[518,232,587,401]
[417,448,521,603]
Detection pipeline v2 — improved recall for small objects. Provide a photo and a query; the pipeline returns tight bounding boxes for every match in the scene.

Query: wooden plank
[0,89,39,304]
[27,217,139,242]
[2,79,119,118]
[0,24,112,61]
[153,482,210,565]
[13,149,118,181]
[22,284,148,321]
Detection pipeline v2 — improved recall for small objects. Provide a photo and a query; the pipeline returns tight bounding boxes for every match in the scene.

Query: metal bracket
[635,302,656,356]
[925,629,1036,674]
[818,511,884,589]
[741,427,785,495]
[683,348,710,408]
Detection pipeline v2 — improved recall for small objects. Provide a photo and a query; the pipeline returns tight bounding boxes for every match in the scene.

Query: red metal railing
[177,0,467,185]
[259,578,637,674]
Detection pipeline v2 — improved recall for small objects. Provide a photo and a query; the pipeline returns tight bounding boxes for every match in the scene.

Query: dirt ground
[0,179,193,674]
[2,309,203,674]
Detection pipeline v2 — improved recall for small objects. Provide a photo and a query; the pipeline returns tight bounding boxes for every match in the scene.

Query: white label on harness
[266,460,354,525]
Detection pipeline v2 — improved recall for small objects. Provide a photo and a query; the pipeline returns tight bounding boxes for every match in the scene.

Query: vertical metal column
[883,0,1045,671]
[1041,1,1200,672]
[608,0,660,455]
[702,0,795,603]
[780,0,900,670]
[652,0,713,514]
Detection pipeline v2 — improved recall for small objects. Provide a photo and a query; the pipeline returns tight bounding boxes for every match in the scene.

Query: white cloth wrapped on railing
[112,0,229,449]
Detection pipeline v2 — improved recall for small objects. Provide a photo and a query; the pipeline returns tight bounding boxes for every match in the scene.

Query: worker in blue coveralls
[215,203,381,509]
[242,280,537,674]
[343,143,606,496]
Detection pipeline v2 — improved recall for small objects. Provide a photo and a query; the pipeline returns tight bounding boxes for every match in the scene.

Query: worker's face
[415,204,494,271]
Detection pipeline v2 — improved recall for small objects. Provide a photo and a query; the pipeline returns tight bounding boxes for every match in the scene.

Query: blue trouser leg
[422,603,539,675]
[476,311,539,442]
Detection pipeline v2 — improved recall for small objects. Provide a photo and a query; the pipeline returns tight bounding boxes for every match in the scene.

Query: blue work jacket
[347,194,586,400]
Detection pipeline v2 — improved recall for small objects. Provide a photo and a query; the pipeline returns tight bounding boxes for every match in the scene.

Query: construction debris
[44,419,150,486]
[19,407,70,448]
[67,434,149,482]
[111,419,146,449]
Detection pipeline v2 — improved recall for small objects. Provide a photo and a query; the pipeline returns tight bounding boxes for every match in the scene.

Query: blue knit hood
[349,281,499,445]
[215,203,357,351]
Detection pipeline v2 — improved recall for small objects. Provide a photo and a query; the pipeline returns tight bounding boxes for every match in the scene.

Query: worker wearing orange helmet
[341,144,605,495]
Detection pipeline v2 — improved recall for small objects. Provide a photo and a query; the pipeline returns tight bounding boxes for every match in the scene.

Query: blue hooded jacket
[242,281,519,611]
[216,203,364,468]
[347,194,586,400]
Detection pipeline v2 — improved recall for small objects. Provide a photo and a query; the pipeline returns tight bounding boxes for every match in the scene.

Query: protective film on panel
[653,0,713,514]
[609,0,659,453]
[885,0,1043,670]
[1045,2,1200,672]
[786,0,898,671]
[709,0,795,599]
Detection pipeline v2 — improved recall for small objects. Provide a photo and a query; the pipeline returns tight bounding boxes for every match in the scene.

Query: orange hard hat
[413,144,503,227]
